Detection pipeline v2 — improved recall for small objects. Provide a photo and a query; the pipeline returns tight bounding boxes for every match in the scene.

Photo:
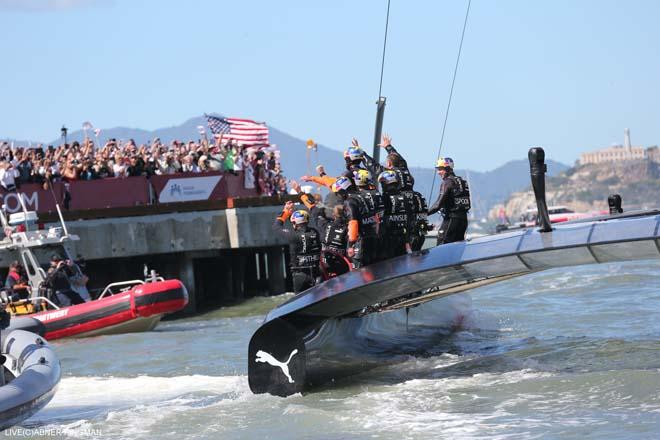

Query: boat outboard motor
[528,147,553,232]
[608,194,623,214]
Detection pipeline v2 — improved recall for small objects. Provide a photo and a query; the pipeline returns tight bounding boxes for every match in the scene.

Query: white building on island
[579,128,659,165]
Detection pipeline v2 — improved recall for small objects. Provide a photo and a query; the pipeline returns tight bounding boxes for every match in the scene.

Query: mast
[372,97,387,164]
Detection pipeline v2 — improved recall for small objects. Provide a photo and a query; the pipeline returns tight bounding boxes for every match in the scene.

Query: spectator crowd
[0,135,288,196]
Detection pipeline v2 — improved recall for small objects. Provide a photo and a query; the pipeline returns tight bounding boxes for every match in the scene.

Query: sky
[1,0,659,171]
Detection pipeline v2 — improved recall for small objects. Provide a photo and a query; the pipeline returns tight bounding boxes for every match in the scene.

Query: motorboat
[0,201,188,341]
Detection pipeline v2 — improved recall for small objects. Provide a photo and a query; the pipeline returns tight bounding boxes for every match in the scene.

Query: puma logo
[255,349,299,383]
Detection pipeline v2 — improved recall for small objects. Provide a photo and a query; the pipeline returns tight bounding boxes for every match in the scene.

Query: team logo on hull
[255,349,298,383]
[34,309,70,321]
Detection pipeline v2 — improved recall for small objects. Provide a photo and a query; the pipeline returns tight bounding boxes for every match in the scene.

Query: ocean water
[6,261,660,439]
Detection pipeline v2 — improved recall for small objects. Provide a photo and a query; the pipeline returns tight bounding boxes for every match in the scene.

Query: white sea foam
[27,375,249,425]
[339,369,558,438]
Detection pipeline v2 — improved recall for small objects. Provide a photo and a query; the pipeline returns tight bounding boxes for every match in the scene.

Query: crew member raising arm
[272,201,322,293]
[361,134,415,192]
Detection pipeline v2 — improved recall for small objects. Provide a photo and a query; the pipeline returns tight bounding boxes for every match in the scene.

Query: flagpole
[306,148,311,176]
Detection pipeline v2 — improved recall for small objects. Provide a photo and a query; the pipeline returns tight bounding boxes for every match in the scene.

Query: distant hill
[3,115,568,218]
[493,159,660,219]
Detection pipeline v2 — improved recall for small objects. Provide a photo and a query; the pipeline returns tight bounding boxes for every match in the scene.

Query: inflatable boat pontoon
[0,321,61,430]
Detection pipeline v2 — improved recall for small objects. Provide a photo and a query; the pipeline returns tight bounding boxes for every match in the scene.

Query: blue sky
[1,0,659,171]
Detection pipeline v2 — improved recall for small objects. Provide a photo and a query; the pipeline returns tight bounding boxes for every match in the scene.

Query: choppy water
[6,261,660,439]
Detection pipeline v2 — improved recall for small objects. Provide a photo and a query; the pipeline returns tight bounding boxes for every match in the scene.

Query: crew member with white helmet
[428,157,471,245]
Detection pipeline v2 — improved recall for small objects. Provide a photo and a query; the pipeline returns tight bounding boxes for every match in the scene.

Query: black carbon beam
[608,194,623,214]
[528,147,553,233]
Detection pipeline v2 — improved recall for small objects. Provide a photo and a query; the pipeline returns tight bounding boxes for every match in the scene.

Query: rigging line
[428,0,472,203]
[378,0,392,98]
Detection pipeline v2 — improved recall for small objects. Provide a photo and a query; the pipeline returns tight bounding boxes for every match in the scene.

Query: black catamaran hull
[249,212,660,396]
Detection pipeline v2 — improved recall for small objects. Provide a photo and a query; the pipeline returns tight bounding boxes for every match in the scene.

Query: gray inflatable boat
[0,318,61,431]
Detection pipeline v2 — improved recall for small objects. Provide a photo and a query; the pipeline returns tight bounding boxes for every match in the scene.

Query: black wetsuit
[310,205,350,278]
[363,145,415,191]
[273,218,322,293]
[408,191,429,251]
[344,190,379,268]
[382,187,414,259]
[428,173,470,245]
[358,186,385,261]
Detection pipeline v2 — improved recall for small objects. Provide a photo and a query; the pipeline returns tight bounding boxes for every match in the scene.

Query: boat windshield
[27,245,73,275]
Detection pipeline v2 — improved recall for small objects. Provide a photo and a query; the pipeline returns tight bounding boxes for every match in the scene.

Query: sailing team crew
[428,157,471,245]
[276,135,470,293]
[273,202,323,293]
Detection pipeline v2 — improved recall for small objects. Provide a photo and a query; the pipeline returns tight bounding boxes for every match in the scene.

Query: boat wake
[329,333,660,439]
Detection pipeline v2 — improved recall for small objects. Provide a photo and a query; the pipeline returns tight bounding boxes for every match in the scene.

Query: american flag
[204,114,269,146]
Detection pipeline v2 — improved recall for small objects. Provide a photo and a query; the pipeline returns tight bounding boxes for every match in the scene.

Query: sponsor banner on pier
[151,171,258,203]
[157,175,223,203]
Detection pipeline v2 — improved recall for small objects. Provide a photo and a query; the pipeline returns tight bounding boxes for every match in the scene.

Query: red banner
[224,171,258,198]
[0,183,65,214]
[0,172,260,214]
[67,177,150,210]
[150,171,257,203]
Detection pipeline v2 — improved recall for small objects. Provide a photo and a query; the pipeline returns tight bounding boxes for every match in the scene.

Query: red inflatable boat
[30,279,188,340]
[0,206,189,340]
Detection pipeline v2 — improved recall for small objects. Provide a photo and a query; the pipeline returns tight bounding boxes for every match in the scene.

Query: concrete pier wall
[62,205,284,259]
